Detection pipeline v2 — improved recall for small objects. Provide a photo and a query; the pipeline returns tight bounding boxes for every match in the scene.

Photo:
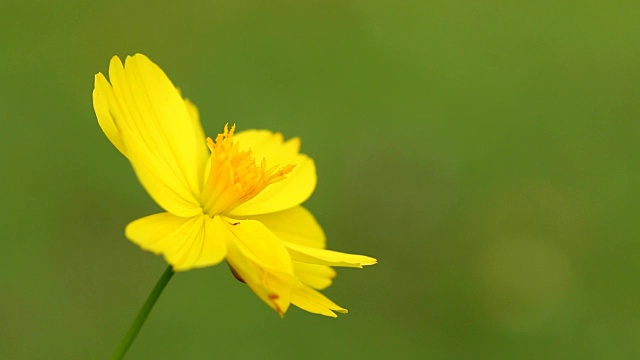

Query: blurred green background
[2,1,639,359]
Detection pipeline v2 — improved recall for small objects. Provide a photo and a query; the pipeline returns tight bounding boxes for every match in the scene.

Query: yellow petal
[284,241,378,268]
[229,260,294,317]
[125,213,226,271]
[96,54,208,217]
[217,216,297,315]
[183,98,209,185]
[222,218,294,273]
[93,73,128,157]
[293,262,336,290]
[241,206,338,289]
[125,151,204,217]
[229,130,317,216]
[244,206,326,248]
[233,130,301,164]
[291,284,348,318]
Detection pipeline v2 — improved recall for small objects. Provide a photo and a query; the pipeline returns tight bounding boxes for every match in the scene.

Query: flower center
[200,124,295,216]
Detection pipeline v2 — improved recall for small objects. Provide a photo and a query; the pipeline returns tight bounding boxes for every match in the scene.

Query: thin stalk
[111,265,174,360]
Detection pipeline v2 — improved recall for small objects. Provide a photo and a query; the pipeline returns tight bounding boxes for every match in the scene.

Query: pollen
[201,124,295,216]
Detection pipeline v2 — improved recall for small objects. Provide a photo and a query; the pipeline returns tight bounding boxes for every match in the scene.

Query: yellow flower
[92,54,376,317]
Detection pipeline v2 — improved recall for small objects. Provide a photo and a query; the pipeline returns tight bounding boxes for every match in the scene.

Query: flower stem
[111,265,175,360]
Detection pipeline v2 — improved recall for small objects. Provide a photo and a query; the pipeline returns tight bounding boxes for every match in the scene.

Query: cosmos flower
[92,54,376,317]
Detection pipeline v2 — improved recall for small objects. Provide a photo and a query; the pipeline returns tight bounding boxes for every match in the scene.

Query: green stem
[111,265,175,360]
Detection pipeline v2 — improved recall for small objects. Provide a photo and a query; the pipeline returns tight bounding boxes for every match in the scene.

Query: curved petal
[95,55,208,217]
[221,217,294,272]
[284,241,378,268]
[293,262,336,290]
[291,284,347,318]
[93,73,128,157]
[184,98,209,183]
[229,130,317,216]
[125,213,226,271]
[217,216,296,315]
[233,130,301,164]
[125,151,204,218]
[244,206,326,248]
[227,259,294,317]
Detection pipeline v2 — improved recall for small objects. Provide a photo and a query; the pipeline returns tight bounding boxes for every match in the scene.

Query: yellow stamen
[201,124,295,216]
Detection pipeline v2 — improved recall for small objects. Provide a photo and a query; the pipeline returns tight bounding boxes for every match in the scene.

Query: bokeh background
[2,1,639,359]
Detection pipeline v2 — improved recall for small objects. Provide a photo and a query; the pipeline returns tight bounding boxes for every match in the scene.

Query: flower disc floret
[201,124,295,216]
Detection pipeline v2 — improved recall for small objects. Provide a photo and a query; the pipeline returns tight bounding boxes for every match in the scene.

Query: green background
[2,1,639,359]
